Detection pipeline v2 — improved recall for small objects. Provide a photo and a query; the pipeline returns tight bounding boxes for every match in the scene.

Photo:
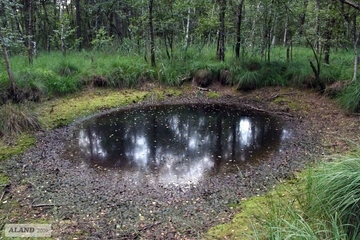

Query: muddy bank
[1,90,343,239]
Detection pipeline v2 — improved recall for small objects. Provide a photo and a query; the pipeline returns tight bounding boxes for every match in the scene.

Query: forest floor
[0,84,359,239]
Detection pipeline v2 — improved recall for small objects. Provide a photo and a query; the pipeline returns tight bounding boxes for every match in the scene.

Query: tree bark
[60,0,66,56]
[250,2,261,53]
[298,0,309,36]
[0,27,16,94]
[324,4,336,65]
[75,0,82,50]
[149,0,156,67]
[24,0,34,64]
[353,16,360,81]
[338,0,360,10]
[216,0,226,61]
[235,0,245,59]
[184,1,191,50]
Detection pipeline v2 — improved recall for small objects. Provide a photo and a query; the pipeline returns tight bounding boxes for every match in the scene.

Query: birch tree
[184,0,191,50]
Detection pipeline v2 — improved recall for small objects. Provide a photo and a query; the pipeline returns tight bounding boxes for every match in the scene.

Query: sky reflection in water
[75,104,290,186]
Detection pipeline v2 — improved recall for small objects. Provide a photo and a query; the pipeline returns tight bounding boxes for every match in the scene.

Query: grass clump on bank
[339,80,360,112]
[207,153,360,240]
[0,103,41,137]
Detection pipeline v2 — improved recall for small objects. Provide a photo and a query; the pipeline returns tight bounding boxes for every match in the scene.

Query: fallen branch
[138,221,161,232]
[0,184,10,202]
[0,191,6,202]
[32,203,57,208]
[244,104,295,118]
[197,87,210,91]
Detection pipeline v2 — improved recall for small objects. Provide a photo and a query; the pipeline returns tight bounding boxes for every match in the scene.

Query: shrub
[235,70,262,91]
[55,59,80,77]
[339,81,360,112]
[0,103,41,137]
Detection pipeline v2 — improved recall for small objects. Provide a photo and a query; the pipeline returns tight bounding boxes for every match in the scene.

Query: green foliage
[208,151,360,239]
[284,61,311,86]
[52,12,79,51]
[0,103,41,137]
[55,59,80,77]
[307,154,360,239]
[106,58,151,88]
[235,70,262,91]
[229,59,288,90]
[339,81,360,112]
[91,27,114,51]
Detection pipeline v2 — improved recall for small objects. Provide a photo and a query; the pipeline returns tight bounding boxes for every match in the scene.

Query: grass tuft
[339,81,360,112]
[0,103,41,137]
[307,154,360,239]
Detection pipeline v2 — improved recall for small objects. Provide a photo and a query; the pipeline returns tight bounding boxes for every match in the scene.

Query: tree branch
[339,0,360,11]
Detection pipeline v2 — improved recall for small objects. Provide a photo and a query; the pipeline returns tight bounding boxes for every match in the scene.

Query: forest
[1,0,360,239]
[0,0,359,109]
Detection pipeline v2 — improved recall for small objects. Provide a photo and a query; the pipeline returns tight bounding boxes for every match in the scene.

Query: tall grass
[0,44,358,111]
[0,103,41,137]
[250,154,360,240]
[339,81,360,112]
[307,155,360,239]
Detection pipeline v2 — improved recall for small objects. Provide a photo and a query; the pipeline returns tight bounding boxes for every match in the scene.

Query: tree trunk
[114,2,124,41]
[307,38,325,91]
[0,27,16,94]
[250,2,261,53]
[299,0,309,36]
[149,0,156,67]
[324,14,336,64]
[283,12,288,46]
[24,0,34,64]
[216,0,226,61]
[235,0,245,59]
[353,17,360,82]
[60,0,66,56]
[184,2,191,50]
[75,0,82,50]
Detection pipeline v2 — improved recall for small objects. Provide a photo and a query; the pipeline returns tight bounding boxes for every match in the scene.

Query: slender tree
[0,27,16,94]
[235,0,245,59]
[75,0,82,50]
[184,0,191,50]
[338,0,360,81]
[24,0,34,64]
[216,0,226,61]
[149,0,156,67]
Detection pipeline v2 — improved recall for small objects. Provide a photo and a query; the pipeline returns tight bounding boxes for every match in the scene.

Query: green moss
[272,96,304,111]
[36,87,183,129]
[36,89,148,129]
[207,92,219,98]
[205,174,304,239]
[0,134,36,161]
[0,174,9,185]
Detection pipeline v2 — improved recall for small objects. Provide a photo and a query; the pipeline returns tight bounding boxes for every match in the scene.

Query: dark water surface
[71,104,290,185]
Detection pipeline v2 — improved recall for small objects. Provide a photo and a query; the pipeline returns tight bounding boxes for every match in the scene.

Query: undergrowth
[0,45,357,111]
[207,152,360,240]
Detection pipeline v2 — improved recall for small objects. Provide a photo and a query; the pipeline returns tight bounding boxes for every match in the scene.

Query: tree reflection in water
[75,104,289,185]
